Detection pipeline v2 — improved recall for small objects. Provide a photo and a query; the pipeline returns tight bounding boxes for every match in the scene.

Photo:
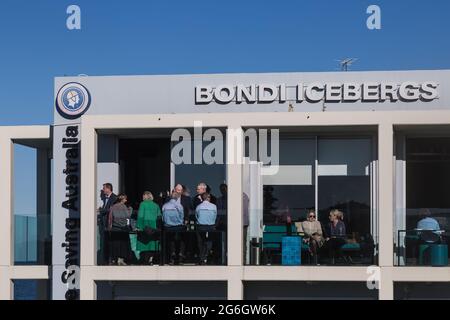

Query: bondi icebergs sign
[195,82,439,104]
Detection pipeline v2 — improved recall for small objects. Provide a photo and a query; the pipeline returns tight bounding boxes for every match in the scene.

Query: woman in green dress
[136,191,161,265]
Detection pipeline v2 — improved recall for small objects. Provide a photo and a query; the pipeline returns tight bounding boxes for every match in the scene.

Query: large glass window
[96,129,227,266]
[395,282,450,300]
[317,138,372,238]
[96,281,227,300]
[13,144,52,266]
[244,131,376,266]
[244,281,378,300]
[395,136,450,266]
[262,138,316,223]
[13,280,50,300]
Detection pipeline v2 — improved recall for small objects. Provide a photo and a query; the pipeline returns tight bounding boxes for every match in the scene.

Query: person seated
[417,208,440,231]
[322,209,347,264]
[416,208,442,244]
[162,191,186,264]
[195,193,217,264]
[297,209,323,264]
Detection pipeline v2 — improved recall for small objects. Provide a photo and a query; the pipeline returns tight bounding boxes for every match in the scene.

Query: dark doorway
[119,139,171,210]
[406,137,450,230]
[244,281,378,300]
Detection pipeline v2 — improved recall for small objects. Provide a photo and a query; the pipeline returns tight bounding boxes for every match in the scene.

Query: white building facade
[1,70,450,300]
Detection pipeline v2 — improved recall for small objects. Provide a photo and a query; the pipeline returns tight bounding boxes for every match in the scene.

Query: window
[244,131,377,266]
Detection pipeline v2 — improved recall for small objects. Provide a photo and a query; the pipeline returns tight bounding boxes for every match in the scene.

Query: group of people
[295,209,347,264]
[97,182,227,266]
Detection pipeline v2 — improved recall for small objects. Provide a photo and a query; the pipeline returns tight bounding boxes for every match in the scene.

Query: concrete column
[226,126,244,267]
[0,135,13,268]
[80,122,98,267]
[0,267,12,300]
[378,123,394,267]
[379,267,394,300]
[79,267,96,300]
[0,136,25,300]
[227,267,243,300]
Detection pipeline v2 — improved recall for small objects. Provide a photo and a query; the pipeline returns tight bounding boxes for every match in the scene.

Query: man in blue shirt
[195,193,217,264]
[162,192,186,264]
[417,209,440,231]
[416,208,442,246]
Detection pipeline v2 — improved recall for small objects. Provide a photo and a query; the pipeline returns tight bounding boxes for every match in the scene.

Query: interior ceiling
[97,125,378,139]
[13,138,52,149]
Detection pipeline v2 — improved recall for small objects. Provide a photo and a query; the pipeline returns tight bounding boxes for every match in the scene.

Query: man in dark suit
[192,182,217,210]
[174,183,192,224]
[98,183,117,265]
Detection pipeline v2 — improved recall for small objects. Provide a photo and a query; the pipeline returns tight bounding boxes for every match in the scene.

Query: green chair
[341,243,361,251]
[431,244,448,266]
[419,244,449,266]
[129,233,140,260]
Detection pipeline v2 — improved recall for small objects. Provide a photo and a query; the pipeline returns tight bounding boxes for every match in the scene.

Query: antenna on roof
[335,58,358,71]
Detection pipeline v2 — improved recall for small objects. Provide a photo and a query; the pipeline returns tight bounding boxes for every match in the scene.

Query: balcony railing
[14,214,51,265]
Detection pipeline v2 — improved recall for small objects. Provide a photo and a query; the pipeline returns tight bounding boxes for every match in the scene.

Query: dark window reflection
[318,176,371,235]
[263,185,315,223]
[13,280,49,300]
[406,138,450,230]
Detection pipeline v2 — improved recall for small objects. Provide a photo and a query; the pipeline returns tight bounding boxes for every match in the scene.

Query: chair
[417,230,448,266]
[431,244,448,266]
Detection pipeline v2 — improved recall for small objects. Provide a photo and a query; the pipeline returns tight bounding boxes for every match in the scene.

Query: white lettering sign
[195,82,439,104]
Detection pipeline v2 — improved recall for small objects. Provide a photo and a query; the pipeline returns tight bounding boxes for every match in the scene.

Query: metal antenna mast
[336,58,358,71]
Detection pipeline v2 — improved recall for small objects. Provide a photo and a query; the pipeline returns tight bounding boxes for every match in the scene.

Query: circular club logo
[56,82,91,119]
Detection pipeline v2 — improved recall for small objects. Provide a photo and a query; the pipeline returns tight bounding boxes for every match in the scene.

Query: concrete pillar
[0,135,13,267]
[378,123,394,267]
[0,134,13,299]
[379,267,394,300]
[226,126,243,267]
[0,267,12,300]
[79,267,96,300]
[227,268,243,300]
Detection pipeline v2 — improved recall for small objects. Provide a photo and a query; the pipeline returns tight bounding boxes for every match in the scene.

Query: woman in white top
[297,210,323,264]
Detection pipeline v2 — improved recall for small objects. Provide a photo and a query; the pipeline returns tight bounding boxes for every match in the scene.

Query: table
[397,229,448,266]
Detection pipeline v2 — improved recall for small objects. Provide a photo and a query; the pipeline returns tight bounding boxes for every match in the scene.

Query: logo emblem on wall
[56,82,91,119]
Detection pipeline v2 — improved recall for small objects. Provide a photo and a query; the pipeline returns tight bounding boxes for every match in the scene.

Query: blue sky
[1,0,449,213]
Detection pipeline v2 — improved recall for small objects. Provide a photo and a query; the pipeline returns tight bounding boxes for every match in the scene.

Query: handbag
[137,226,161,244]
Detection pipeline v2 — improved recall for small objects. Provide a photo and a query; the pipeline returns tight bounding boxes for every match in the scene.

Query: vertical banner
[52,124,81,300]
[53,82,90,300]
